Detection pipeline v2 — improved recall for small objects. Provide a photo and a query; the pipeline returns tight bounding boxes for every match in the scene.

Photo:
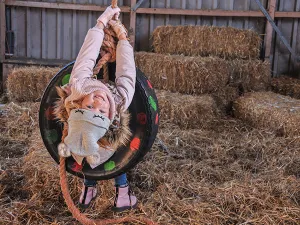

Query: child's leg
[112,173,138,212]
[84,179,97,186]
[114,173,128,187]
[79,179,97,209]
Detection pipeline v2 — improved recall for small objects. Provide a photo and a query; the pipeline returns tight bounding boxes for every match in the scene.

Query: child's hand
[108,20,128,40]
[97,6,121,27]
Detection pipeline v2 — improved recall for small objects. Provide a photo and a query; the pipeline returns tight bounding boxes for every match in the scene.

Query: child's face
[81,90,110,117]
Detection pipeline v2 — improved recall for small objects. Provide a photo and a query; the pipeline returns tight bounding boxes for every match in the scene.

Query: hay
[233,92,300,136]
[7,66,60,102]
[156,90,219,129]
[271,75,300,99]
[135,52,229,94]
[135,52,270,95]
[130,121,300,224]
[229,59,271,92]
[1,104,300,224]
[211,86,240,114]
[152,25,261,60]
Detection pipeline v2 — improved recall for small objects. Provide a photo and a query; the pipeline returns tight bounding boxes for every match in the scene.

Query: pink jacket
[66,26,136,114]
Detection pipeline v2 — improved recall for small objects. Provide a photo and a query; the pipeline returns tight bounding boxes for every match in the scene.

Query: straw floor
[1,101,299,224]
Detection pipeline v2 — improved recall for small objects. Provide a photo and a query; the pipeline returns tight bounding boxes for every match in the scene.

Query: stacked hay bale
[271,75,300,99]
[7,66,60,102]
[135,25,270,126]
[233,92,300,136]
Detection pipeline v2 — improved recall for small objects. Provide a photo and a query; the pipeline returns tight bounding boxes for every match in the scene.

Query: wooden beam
[4,57,71,66]
[264,0,276,60]
[5,0,130,12]
[135,8,265,17]
[0,0,6,63]
[5,0,300,18]
[0,0,6,93]
[129,0,136,48]
[275,11,300,18]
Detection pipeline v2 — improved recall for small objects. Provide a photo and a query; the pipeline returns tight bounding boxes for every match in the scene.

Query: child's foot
[78,184,97,209]
[112,184,138,212]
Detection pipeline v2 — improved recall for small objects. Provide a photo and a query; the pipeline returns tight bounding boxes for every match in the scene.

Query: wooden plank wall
[2,0,300,78]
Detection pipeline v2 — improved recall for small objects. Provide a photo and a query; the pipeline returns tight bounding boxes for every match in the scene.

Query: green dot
[104,161,116,171]
[62,74,71,85]
[149,96,157,111]
[45,129,58,144]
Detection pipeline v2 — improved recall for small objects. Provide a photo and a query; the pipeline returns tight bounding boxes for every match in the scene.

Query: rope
[93,0,119,81]
[59,1,157,224]
[60,158,157,225]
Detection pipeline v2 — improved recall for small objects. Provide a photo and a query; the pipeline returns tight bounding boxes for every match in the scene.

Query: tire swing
[40,62,159,180]
[39,1,158,224]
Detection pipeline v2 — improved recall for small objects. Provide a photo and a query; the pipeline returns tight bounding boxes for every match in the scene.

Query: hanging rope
[59,1,157,224]
[93,0,119,83]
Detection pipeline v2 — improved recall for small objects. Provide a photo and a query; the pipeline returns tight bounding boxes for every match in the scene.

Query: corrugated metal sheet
[6,0,300,76]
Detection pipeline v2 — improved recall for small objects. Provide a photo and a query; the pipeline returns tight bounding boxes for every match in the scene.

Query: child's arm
[114,40,136,111]
[69,25,105,84]
[70,6,120,84]
[108,20,136,110]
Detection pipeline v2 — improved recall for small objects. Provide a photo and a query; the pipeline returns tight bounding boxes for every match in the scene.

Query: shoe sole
[78,195,97,210]
[111,202,138,213]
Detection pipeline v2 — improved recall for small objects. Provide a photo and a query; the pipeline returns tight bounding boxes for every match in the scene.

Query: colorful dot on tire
[149,96,157,111]
[45,129,58,144]
[147,80,153,89]
[130,137,141,151]
[155,113,159,125]
[137,112,147,125]
[45,106,55,120]
[104,161,116,171]
[62,74,71,85]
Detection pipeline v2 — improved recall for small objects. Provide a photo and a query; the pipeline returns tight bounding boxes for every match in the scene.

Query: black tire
[39,62,159,180]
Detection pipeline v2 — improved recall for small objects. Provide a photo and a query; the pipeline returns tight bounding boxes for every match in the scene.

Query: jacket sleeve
[69,27,104,84]
[114,40,136,110]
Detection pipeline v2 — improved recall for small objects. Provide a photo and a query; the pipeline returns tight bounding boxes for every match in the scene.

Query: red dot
[137,112,147,125]
[147,80,153,89]
[45,106,55,120]
[155,114,159,124]
[130,137,141,151]
[71,162,82,172]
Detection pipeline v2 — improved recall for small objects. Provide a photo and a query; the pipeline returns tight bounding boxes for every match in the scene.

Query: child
[55,5,137,212]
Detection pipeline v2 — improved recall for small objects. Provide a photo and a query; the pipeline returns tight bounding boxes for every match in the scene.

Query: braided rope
[59,1,157,224]
[93,0,119,81]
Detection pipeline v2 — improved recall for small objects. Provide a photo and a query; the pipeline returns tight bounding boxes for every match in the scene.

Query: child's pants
[84,173,127,187]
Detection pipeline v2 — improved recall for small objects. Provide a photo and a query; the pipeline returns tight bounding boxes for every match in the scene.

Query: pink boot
[79,184,97,209]
[112,185,138,212]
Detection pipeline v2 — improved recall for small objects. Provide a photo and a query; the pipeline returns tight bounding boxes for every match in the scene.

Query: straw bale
[135,52,229,94]
[233,92,300,136]
[229,59,271,92]
[7,66,60,102]
[211,86,240,113]
[156,90,219,128]
[135,52,270,95]
[271,75,300,99]
[152,25,261,60]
